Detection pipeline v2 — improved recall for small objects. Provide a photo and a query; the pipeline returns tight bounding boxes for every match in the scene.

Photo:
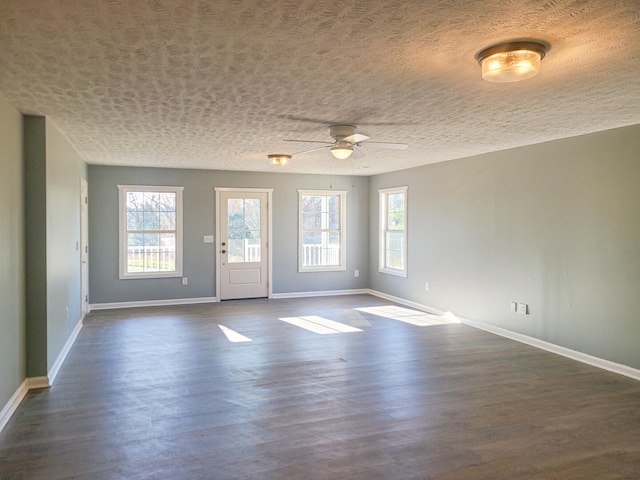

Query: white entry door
[216,189,271,300]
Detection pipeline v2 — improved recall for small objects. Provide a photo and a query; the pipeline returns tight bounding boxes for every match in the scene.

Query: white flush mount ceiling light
[476,41,548,83]
[268,154,291,166]
[330,145,354,160]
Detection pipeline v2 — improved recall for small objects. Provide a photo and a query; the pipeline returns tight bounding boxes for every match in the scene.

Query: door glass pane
[228,199,244,230]
[245,199,260,231]
[227,198,261,263]
[228,235,244,263]
[245,199,261,262]
[246,234,261,262]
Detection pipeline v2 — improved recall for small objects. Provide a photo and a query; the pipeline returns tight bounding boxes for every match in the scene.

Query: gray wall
[369,124,640,369]
[88,166,369,303]
[44,118,88,370]
[0,96,26,407]
[24,116,48,376]
[24,116,87,377]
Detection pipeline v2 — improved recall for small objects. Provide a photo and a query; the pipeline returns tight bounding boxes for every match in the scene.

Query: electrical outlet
[182,277,188,286]
[425,282,429,291]
[354,270,359,277]
[517,303,528,315]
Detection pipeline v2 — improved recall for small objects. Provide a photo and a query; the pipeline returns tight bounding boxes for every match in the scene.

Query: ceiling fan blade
[343,133,370,144]
[276,112,417,126]
[363,141,408,150]
[284,139,332,145]
[353,145,366,159]
[277,114,335,125]
[292,146,331,156]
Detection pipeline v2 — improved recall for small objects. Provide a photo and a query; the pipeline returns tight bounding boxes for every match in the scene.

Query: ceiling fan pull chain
[330,156,333,189]
[352,157,356,188]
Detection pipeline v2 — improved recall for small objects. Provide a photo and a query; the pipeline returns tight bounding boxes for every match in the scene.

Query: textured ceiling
[1,0,639,175]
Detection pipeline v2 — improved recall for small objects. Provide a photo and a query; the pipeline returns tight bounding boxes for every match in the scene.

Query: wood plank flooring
[1,294,639,479]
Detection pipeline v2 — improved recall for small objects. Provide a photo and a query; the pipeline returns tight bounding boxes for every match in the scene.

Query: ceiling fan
[283,125,408,160]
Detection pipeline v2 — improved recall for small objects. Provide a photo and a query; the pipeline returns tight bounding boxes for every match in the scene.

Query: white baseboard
[271,289,370,299]
[25,376,50,389]
[459,316,640,382]
[0,317,81,434]
[1,317,84,434]
[90,296,218,310]
[0,375,50,434]
[48,318,83,385]
[366,289,447,315]
[0,380,29,433]
[367,289,640,382]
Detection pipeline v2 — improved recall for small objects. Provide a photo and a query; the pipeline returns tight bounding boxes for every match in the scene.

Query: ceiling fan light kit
[476,41,548,83]
[330,145,354,160]
[268,154,291,166]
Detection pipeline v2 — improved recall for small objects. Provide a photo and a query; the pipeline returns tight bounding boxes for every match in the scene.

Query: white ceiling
[1,0,639,175]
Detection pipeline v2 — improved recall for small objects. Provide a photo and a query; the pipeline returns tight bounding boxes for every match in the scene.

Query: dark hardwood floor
[1,295,639,479]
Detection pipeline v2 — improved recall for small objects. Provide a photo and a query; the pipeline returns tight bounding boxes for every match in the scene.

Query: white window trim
[379,186,408,277]
[298,189,347,272]
[118,185,184,280]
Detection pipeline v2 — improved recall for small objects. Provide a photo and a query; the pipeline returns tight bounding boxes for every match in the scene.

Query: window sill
[378,267,407,278]
[119,272,183,280]
[299,266,347,273]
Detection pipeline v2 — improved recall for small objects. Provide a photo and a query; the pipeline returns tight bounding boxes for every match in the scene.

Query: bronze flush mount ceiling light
[268,154,291,166]
[476,41,548,83]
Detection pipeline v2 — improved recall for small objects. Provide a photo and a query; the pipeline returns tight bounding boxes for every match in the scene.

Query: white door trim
[80,178,89,318]
[214,187,273,300]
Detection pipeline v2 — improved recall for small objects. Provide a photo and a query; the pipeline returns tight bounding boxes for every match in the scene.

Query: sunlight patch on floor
[219,324,253,342]
[341,309,373,328]
[279,315,363,334]
[355,305,460,326]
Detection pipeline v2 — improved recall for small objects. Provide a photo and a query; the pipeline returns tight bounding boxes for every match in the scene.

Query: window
[379,186,407,277]
[298,189,347,272]
[118,185,183,279]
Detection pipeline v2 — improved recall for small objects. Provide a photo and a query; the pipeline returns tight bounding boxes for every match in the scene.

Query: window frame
[298,189,347,273]
[118,185,184,280]
[379,186,408,277]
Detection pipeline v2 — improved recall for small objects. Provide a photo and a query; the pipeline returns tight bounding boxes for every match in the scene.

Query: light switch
[203,235,214,243]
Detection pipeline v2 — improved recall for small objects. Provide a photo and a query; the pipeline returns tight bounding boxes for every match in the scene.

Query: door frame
[214,187,273,300]
[80,178,89,318]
